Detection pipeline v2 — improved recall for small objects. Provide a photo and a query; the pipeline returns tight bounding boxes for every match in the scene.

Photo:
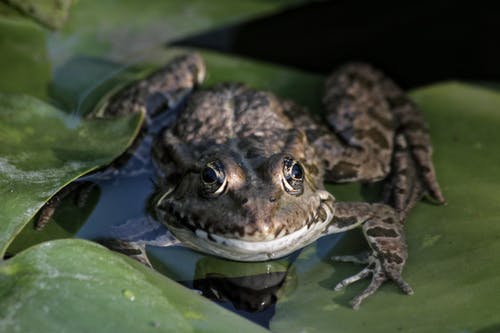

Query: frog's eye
[282,157,304,195]
[200,160,227,197]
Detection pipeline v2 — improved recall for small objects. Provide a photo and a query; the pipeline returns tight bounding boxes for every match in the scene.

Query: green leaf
[2,0,73,30]
[3,44,499,330]
[1,47,324,260]
[0,12,51,100]
[0,93,143,256]
[50,0,306,63]
[0,0,306,102]
[270,83,500,333]
[0,239,268,333]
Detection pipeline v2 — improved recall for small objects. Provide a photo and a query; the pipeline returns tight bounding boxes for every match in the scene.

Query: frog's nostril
[241,198,249,205]
[269,196,277,202]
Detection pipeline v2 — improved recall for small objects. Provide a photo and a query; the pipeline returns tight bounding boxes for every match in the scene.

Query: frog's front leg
[95,52,205,120]
[98,216,181,267]
[329,202,412,309]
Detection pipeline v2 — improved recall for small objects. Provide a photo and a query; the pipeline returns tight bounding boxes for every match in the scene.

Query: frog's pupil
[202,167,218,184]
[291,163,303,180]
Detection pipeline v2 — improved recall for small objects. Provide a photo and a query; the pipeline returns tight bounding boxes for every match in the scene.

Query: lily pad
[0,12,50,100]
[50,0,306,64]
[0,93,143,256]
[270,83,500,332]
[8,51,498,332]
[0,239,268,332]
[2,0,73,30]
[2,25,499,330]
[0,0,306,104]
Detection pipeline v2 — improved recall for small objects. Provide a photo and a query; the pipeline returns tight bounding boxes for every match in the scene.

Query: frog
[37,52,445,309]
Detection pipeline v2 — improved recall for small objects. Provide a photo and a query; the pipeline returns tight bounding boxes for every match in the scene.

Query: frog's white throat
[169,191,336,262]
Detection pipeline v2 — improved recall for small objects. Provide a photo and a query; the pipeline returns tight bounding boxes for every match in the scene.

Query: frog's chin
[169,194,336,262]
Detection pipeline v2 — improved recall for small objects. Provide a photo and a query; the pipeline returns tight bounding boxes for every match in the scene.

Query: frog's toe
[349,271,386,310]
[334,255,413,309]
[348,269,413,309]
[390,273,414,295]
[334,266,372,291]
[332,251,370,264]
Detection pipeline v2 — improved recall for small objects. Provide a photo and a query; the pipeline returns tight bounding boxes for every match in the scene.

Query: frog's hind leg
[322,63,445,213]
[383,79,445,207]
[383,133,423,219]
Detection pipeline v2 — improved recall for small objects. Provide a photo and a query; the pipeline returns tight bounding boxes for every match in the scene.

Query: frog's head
[155,145,335,261]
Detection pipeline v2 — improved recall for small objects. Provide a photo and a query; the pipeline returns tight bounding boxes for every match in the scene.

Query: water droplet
[122,289,135,301]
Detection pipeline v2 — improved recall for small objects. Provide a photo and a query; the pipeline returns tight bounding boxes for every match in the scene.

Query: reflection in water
[192,272,286,327]
[146,246,297,328]
[188,257,296,328]
[76,89,185,241]
[194,273,285,312]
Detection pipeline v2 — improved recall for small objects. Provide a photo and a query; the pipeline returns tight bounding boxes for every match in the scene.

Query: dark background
[175,0,500,89]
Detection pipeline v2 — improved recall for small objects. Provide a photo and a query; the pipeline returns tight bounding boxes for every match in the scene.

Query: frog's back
[171,83,296,157]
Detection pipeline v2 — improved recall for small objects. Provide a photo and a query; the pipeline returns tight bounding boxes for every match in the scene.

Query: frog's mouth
[159,191,336,262]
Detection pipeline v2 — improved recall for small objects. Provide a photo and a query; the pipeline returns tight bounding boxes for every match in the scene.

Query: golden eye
[282,157,304,195]
[200,160,227,196]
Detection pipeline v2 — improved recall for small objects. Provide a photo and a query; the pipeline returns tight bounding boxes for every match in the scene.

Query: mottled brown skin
[95,53,206,119]
[37,53,445,309]
[154,83,331,242]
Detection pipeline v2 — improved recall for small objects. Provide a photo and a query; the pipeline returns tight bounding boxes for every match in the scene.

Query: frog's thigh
[320,63,397,183]
[321,63,445,211]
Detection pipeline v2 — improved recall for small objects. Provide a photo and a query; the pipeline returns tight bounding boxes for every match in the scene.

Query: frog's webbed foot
[329,202,412,309]
[332,252,413,310]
